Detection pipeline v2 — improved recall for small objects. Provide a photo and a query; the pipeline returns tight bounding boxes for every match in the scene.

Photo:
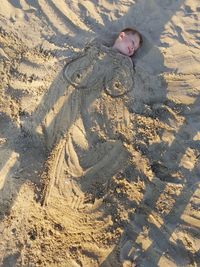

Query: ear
[119,31,125,40]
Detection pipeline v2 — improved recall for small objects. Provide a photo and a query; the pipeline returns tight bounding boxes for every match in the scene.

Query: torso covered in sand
[40,42,137,206]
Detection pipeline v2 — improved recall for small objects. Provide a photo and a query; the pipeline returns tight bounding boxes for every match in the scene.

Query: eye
[132,40,135,47]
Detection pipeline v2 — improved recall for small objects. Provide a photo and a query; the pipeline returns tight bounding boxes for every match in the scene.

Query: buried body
[41,41,137,207]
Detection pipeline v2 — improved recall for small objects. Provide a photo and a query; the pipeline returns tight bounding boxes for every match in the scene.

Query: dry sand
[0,0,200,266]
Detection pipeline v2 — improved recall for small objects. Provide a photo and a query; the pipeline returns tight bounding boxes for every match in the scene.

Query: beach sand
[0,1,200,266]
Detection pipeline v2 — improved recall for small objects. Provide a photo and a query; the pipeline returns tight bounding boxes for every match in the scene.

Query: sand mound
[0,0,200,266]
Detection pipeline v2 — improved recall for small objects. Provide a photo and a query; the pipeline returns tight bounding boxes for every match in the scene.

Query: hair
[120,27,143,48]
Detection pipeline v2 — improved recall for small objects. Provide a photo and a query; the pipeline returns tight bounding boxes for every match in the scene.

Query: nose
[131,46,135,54]
[130,43,134,51]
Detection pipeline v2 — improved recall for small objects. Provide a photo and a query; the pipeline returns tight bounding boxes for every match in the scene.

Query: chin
[121,50,129,56]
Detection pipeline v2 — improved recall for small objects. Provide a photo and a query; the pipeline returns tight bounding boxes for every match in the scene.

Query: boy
[112,28,143,57]
[40,27,143,205]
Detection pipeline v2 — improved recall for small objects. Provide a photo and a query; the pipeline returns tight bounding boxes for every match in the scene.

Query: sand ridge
[0,0,200,266]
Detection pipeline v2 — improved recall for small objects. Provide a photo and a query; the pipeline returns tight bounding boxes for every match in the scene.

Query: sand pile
[0,1,200,266]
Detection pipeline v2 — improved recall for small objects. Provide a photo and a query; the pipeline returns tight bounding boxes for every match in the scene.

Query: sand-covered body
[40,43,135,206]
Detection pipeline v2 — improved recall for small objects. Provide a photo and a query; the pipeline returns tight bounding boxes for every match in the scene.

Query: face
[114,32,140,56]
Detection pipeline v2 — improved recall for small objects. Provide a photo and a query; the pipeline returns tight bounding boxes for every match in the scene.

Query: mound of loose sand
[0,1,200,266]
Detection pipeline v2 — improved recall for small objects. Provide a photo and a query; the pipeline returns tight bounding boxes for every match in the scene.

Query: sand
[0,0,200,266]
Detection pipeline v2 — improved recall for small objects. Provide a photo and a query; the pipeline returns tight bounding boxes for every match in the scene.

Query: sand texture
[0,0,200,266]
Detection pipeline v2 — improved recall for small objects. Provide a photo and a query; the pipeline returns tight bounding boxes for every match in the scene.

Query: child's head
[113,28,143,57]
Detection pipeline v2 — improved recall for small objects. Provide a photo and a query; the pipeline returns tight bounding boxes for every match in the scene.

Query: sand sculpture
[39,42,136,208]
